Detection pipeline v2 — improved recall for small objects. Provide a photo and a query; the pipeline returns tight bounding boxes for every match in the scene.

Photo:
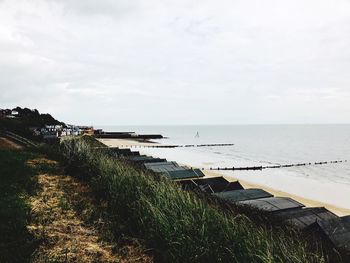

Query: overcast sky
[1,0,350,125]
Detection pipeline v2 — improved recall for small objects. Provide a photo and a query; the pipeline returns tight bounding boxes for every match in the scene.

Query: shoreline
[98,138,350,217]
[98,138,158,148]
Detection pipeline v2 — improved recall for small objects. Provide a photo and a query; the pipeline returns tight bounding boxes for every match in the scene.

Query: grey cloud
[1,0,350,124]
[48,0,139,17]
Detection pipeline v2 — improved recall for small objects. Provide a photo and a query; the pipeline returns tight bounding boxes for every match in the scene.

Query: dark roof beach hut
[274,207,338,229]
[179,177,243,193]
[213,188,273,202]
[143,162,205,180]
[306,216,350,254]
[128,156,167,164]
[238,197,304,212]
[144,161,183,172]
[111,148,140,157]
[165,169,205,180]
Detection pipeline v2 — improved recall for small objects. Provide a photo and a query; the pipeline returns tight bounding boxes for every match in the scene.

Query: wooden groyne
[95,132,163,139]
[207,159,348,171]
[210,166,263,171]
[117,143,235,148]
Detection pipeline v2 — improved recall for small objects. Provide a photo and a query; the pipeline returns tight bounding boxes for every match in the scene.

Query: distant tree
[0,107,65,141]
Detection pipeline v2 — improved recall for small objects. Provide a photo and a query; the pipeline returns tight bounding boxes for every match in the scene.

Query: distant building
[78,126,94,136]
[3,110,19,119]
[26,123,95,139]
[94,129,103,135]
[11,110,19,116]
[45,125,63,131]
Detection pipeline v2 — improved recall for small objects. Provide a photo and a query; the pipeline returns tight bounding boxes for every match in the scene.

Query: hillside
[0,107,64,141]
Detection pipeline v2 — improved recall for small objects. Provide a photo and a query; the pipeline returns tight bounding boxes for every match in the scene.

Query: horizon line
[91,123,350,126]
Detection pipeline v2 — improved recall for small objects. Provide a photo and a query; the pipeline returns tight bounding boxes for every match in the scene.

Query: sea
[97,125,350,210]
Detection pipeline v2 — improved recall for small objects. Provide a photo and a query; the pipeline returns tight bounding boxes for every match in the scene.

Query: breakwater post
[208,160,348,171]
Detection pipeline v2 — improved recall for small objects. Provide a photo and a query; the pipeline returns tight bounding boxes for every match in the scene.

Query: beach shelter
[213,188,273,202]
[179,177,243,193]
[128,156,167,164]
[274,207,338,229]
[306,216,350,254]
[143,161,205,180]
[144,162,183,172]
[238,197,304,212]
[164,169,205,180]
[111,148,140,157]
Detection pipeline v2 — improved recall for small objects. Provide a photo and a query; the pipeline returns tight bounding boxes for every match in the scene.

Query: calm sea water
[98,125,350,208]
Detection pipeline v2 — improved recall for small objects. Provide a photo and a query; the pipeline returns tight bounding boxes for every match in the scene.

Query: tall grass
[59,137,325,263]
[0,148,39,262]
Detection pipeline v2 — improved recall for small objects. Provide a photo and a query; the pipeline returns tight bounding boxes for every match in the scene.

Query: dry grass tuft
[27,159,152,262]
[28,174,118,262]
[26,157,58,167]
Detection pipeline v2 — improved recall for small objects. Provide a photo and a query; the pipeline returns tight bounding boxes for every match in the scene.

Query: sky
[1,0,350,125]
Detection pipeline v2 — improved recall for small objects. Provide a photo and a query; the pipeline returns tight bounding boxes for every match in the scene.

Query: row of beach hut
[110,147,350,256]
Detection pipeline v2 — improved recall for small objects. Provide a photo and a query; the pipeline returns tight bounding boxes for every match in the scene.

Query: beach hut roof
[214,188,273,202]
[238,197,304,212]
[129,156,167,163]
[192,177,229,185]
[144,162,183,172]
[274,207,338,229]
[307,216,350,252]
[179,177,243,193]
[111,148,140,157]
[165,169,205,180]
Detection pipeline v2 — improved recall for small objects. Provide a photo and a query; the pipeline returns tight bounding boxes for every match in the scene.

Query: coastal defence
[94,143,235,149]
[106,144,350,258]
[208,159,348,171]
[116,143,235,148]
[94,131,163,140]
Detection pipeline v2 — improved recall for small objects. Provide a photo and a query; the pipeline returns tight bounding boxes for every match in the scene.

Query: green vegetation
[59,136,325,263]
[0,135,152,262]
[0,107,63,140]
[0,136,64,262]
[0,133,333,262]
[0,147,38,262]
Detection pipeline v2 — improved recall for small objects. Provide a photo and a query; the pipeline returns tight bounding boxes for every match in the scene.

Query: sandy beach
[98,138,159,148]
[98,138,350,217]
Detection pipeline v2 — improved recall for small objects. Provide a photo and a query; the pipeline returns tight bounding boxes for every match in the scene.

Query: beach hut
[164,169,205,180]
[274,207,338,229]
[128,156,167,164]
[213,188,273,202]
[143,161,204,180]
[179,177,243,193]
[306,216,350,254]
[144,162,183,172]
[111,148,140,157]
[238,197,304,212]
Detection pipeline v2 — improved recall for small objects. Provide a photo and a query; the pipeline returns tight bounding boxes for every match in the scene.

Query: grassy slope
[0,138,152,263]
[0,145,39,262]
[59,136,326,263]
